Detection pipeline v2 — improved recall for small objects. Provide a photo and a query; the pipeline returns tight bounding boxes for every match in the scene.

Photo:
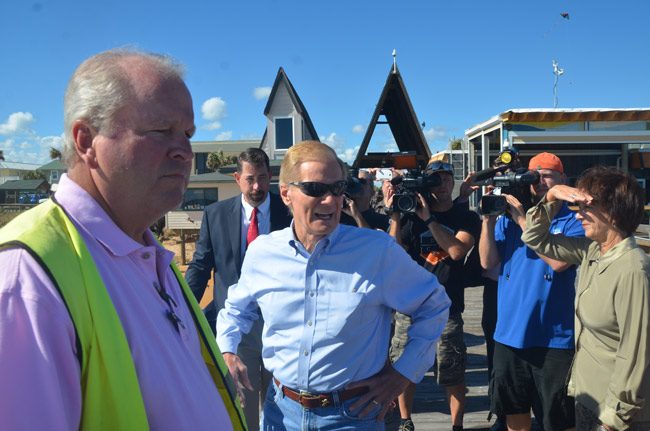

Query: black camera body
[392,170,442,213]
[345,168,364,199]
[479,169,540,216]
[343,169,364,210]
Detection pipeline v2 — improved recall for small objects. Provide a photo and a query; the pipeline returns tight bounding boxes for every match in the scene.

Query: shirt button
[309,292,315,297]
[142,252,151,259]
[307,320,313,326]
[303,350,309,356]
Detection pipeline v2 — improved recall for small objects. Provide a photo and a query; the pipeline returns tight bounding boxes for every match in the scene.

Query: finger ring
[570,193,577,198]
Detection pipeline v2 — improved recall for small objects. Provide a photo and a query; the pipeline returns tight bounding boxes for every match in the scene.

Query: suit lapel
[269,193,289,231]
[229,196,243,273]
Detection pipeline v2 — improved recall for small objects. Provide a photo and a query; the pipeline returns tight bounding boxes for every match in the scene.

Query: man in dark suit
[186,147,291,431]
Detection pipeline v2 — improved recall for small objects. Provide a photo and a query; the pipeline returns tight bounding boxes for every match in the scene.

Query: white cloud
[382,141,399,153]
[253,87,272,100]
[320,132,344,152]
[201,97,227,120]
[240,133,263,140]
[0,133,64,165]
[204,121,222,131]
[423,126,446,143]
[40,134,64,150]
[0,112,35,135]
[0,111,65,165]
[215,131,233,141]
[201,97,227,131]
[352,124,365,134]
[320,132,359,164]
[340,147,360,164]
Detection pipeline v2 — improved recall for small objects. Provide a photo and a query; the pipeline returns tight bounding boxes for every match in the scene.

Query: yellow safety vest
[0,199,246,430]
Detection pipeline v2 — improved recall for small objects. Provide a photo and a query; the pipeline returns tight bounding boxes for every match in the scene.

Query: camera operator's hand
[342,196,360,218]
[342,196,370,228]
[382,180,396,211]
[503,193,526,230]
[457,172,480,203]
[415,192,432,222]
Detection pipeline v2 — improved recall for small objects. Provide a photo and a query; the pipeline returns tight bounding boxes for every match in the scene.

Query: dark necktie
[246,207,259,247]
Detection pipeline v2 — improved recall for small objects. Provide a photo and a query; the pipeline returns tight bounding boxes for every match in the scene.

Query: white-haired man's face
[88,59,195,233]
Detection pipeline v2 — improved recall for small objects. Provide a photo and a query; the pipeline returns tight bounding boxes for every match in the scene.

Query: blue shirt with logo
[493,203,584,349]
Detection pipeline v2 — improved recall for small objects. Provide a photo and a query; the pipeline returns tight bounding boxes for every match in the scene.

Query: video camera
[472,149,540,216]
[345,168,364,199]
[391,169,442,213]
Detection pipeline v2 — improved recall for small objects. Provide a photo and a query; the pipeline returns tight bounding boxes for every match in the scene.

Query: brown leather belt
[273,377,368,409]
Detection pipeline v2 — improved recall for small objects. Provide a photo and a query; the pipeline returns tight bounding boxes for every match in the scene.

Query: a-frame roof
[353,65,431,170]
[260,67,318,145]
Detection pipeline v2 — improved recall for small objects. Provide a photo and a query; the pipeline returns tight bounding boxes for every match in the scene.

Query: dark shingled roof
[0,179,48,190]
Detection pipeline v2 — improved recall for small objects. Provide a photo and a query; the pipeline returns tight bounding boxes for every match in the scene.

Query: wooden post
[180,229,187,265]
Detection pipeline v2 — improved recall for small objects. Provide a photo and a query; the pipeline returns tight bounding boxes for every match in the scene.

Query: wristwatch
[423,214,437,226]
[596,425,612,431]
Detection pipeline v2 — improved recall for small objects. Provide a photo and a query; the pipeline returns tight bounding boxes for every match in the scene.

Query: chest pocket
[324,291,372,338]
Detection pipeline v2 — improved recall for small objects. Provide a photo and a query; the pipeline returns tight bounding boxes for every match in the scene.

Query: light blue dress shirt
[217,223,450,393]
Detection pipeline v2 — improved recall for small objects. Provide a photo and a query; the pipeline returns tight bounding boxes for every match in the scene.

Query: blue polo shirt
[493,203,584,349]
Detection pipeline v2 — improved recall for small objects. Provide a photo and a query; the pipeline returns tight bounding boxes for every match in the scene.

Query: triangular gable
[353,65,430,170]
[260,67,318,156]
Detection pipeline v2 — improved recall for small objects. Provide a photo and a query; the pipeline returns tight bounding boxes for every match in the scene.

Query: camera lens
[480,195,507,216]
[396,194,417,213]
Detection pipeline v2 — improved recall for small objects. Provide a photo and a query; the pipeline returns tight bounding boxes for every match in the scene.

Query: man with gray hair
[217,140,451,430]
[0,49,244,430]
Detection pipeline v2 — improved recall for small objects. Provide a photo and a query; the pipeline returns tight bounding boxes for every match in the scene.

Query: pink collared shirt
[0,175,233,430]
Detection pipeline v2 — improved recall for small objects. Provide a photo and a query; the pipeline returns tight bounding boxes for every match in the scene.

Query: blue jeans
[262,379,384,430]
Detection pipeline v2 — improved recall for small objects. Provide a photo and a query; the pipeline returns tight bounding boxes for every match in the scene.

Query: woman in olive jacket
[522,166,650,431]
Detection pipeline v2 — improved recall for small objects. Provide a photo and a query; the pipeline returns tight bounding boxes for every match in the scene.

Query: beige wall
[165,182,240,230]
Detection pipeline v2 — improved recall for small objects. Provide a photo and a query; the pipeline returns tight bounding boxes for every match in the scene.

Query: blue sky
[1,0,649,166]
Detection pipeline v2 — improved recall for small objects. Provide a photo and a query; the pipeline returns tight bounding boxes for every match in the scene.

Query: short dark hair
[237,148,270,173]
[576,165,645,237]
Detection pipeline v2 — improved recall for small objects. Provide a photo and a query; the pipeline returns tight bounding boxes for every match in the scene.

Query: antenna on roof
[392,49,397,74]
[552,59,565,108]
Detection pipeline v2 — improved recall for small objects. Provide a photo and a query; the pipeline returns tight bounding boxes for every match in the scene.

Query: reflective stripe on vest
[0,199,246,430]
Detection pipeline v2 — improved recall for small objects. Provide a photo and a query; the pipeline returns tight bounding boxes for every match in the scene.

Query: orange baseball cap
[528,152,564,173]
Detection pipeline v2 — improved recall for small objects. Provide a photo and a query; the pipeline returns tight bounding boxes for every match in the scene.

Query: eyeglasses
[153,281,185,334]
[289,181,347,197]
[576,202,598,213]
[426,162,453,173]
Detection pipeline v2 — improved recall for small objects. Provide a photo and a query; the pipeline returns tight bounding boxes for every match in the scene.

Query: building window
[275,117,293,150]
[50,171,59,182]
[179,188,218,211]
[5,191,17,204]
[195,152,209,174]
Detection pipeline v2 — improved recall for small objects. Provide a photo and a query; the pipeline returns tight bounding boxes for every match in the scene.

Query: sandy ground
[163,232,214,308]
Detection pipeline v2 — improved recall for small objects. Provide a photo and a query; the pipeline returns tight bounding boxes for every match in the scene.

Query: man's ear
[280,184,291,206]
[71,120,98,168]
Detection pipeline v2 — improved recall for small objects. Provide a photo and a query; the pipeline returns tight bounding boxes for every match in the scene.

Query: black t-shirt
[340,209,389,231]
[400,204,481,315]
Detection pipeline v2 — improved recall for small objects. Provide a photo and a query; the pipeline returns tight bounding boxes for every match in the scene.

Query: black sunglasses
[289,181,347,197]
[426,161,453,172]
